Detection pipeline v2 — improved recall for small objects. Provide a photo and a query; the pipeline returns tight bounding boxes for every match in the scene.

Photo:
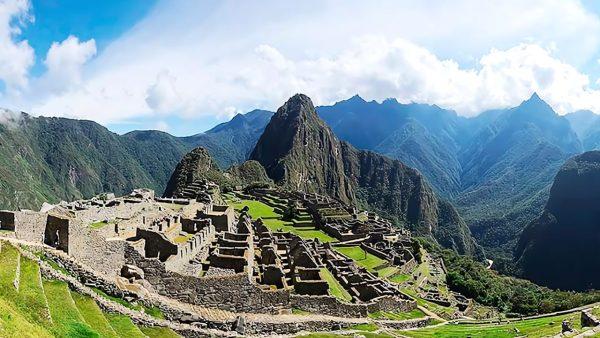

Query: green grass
[389,273,411,284]
[173,234,193,243]
[369,308,426,320]
[400,312,583,338]
[292,308,311,315]
[334,246,386,271]
[17,256,51,325]
[105,313,147,338]
[0,297,53,338]
[401,288,456,317]
[300,332,392,338]
[229,198,337,242]
[0,242,19,293]
[320,268,352,302]
[71,291,119,338]
[139,326,181,338]
[43,279,100,337]
[36,252,71,276]
[350,323,378,331]
[90,220,112,229]
[376,266,399,278]
[91,287,164,319]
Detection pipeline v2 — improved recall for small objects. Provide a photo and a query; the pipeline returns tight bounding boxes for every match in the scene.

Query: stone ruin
[0,180,465,335]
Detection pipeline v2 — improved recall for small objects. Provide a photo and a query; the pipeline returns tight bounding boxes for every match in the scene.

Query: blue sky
[3,0,600,136]
[23,0,156,77]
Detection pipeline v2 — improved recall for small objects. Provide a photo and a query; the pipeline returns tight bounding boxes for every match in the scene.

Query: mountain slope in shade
[566,110,600,151]
[318,96,469,197]
[251,94,483,257]
[515,151,600,290]
[318,94,584,261]
[456,94,582,253]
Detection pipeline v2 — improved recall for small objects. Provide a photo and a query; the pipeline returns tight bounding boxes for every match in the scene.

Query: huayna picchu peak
[251,94,483,257]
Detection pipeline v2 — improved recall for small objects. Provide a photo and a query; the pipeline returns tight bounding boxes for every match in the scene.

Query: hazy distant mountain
[515,151,600,290]
[317,93,584,260]
[181,109,272,168]
[566,110,600,150]
[251,94,483,257]
[318,95,469,197]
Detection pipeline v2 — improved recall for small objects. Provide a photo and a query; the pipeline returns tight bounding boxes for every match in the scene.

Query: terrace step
[43,279,99,336]
[71,290,120,338]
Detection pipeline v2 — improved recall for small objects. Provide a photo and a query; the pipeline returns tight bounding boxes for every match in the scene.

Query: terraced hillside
[0,241,179,338]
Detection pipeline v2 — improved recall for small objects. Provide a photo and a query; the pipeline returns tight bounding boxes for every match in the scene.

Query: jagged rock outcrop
[224,160,272,187]
[515,151,600,290]
[164,147,272,198]
[163,147,224,197]
[251,94,483,257]
[250,94,354,203]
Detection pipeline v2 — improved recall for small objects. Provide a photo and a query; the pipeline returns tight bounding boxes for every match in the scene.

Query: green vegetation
[400,311,582,337]
[432,241,600,315]
[0,241,174,337]
[43,279,99,337]
[105,313,147,338]
[0,297,52,338]
[334,246,386,271]
[376,266,399,278]
[300,331,392,338]
[71,291,119,338]
[17,257,51,325]
[173,233,193,243]
[389,273,411,284]
[91,287,164,319]
[368,308,426,320]
[320,268,352,302]
[227,197,336,242]
[139,326,181,338]
[90,220,112,229]
[350,323,378,331]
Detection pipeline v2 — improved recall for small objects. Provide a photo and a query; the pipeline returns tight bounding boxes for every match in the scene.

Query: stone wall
[290,294,416,318]
[14,211,47,243]
[125,244,290,313]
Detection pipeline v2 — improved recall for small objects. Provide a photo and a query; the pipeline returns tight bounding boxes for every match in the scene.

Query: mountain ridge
[250,94,483,257]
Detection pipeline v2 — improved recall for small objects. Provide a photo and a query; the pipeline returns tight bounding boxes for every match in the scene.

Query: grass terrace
[226,197,337,243]
[399,311,584,337]
[320,268,352,302]
[0,241,177,337]
[334,246,386,271]
[368,308,427,320]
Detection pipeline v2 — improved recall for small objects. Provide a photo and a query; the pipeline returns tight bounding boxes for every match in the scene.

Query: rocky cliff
[162,147,225,197]
[515,151,600,290]
[249,94,354,203]
[251,94,483,257]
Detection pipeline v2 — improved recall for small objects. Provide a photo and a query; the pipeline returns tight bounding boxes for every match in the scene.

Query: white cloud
[4,0,600,127]
[0,0,34,93]
[41,35,96,93]
[145,70,182,114]
[153,120,169,132]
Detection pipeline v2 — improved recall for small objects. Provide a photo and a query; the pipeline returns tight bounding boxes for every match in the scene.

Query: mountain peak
[276,93,319,122]
[516,91,554,115]
[529,92,542,102]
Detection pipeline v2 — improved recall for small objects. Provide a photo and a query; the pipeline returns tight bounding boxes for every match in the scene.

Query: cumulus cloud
[0,0,34,93]
[41,35,96,93]
[4,0,600,129]
[145,71,183,114]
